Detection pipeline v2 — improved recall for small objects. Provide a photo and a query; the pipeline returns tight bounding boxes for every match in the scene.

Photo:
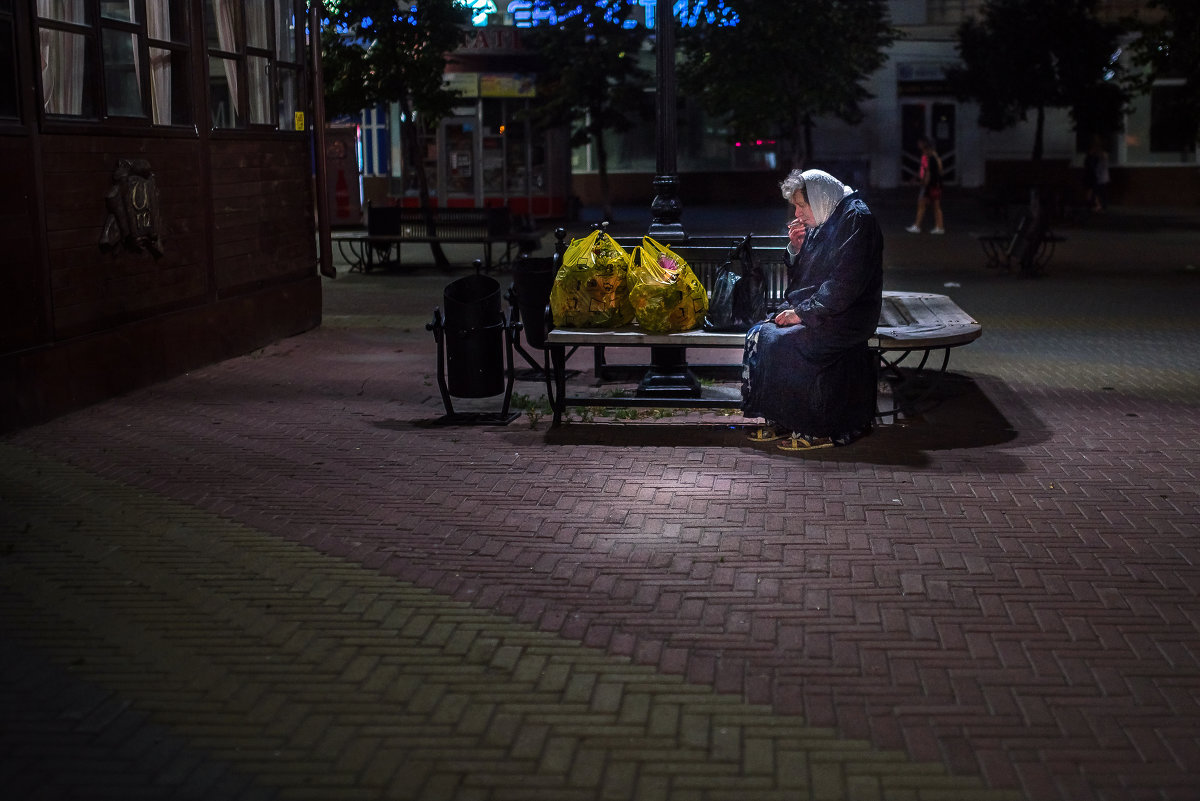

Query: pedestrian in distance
[906,136,945,234]
[1083,136,1110,213]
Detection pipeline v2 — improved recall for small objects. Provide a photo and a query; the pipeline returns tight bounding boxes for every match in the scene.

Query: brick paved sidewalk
[2,200,1200,800]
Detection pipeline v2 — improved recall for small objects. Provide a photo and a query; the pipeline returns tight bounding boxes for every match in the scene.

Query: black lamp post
[647,1,685,242]
[638,0,697,399]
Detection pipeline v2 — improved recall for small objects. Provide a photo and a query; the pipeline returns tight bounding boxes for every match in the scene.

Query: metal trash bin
[512,256,556,350]
[427,266,518,425]
[443,273,505,398]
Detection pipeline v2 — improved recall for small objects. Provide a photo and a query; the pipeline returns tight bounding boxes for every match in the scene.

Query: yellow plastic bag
[627,237,709,333]
[549,230,635,328]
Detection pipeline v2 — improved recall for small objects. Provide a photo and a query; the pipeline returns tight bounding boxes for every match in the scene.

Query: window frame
[32,0,307,134]
[0,0,21,126]
[204,0,306,133]
[98,3,149,122]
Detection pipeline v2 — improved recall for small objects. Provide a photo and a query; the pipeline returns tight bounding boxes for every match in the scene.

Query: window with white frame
[360,105,389,176]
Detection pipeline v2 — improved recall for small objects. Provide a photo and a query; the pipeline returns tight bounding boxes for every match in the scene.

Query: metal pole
[310,0,336,278]
[647,1,685,242]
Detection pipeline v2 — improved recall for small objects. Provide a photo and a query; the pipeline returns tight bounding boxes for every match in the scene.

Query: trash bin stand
[425,306,520,426]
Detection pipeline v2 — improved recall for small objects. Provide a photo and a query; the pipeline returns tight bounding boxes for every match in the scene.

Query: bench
[531,232,981,427]
[544,290,981,426]
[977,207,1066,276]
[332,202,542,272]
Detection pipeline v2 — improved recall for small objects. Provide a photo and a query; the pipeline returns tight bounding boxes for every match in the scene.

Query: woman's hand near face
[789,190,815,249]
[788,220,807,251]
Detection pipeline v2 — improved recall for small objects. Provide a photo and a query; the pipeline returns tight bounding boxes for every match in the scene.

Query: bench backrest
[367,203,511,238]
[612,235,792,304]
[541,233,980,349]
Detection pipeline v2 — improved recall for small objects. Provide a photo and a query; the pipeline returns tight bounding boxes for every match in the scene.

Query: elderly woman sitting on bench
[742,169,884,451]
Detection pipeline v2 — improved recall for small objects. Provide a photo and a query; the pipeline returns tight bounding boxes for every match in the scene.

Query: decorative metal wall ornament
[99,158,164,257]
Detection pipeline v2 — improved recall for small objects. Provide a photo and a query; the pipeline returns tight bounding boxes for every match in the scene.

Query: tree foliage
[521,1,653,218]
[947,0,1128,163]
[319,0,470,265]
[1127,0,1200,152]
[321,0,469,118]
[678,0,898,170]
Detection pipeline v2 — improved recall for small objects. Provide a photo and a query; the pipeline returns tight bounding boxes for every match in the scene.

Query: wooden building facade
[2,0,324,432]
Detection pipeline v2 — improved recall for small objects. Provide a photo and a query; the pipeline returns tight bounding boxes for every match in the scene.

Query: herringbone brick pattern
[3,204,1200,801]
[1,446,1014,800]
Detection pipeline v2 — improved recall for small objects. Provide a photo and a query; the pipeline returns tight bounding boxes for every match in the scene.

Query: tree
[321,0,470,267]
[1127,0,1200,156]
[678,0,898,170]
[521,1,653,220]
[947,0,1128,165]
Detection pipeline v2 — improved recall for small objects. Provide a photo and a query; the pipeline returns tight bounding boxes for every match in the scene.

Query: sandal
[778,434,834,452]
[747,425,786,442]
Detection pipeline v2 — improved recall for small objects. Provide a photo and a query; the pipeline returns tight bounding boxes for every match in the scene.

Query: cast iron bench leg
[550,344,567,427]
[876,346,953,419]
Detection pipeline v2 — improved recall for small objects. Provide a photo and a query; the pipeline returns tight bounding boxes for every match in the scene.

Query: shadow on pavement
[450,371,1047,473]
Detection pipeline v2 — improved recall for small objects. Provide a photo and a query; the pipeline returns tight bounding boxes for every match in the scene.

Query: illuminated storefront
[350,1,727,217]
[351,18,570,219]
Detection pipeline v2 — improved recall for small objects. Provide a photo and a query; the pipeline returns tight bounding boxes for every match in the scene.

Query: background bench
[333,203,541,272]
[976,206,1067,276]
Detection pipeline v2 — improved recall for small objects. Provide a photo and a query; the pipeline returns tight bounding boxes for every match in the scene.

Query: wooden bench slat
[871,291,981,349]
[546,326,744,348]
[548,291,981,352]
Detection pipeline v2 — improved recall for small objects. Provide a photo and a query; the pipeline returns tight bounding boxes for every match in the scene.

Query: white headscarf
[800,169,853,226]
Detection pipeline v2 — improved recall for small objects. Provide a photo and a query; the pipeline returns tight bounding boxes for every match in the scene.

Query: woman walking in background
[906,136,945,234]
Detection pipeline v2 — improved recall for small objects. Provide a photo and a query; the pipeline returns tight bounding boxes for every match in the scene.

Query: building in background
[336,15,571,221]
[2,0,323,431]
[569,0,1196,206]
[332,0,1194,214]
[878,0,1195,205]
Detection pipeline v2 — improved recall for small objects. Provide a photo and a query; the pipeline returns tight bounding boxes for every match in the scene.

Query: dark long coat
[741,191,884,437]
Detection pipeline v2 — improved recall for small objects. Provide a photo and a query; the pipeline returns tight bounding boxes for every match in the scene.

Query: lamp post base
[646,221,686,243]
[635,346,702,398]
[649,174,685,242]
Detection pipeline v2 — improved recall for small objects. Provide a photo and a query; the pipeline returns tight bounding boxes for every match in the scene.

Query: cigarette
[788,219,804,228]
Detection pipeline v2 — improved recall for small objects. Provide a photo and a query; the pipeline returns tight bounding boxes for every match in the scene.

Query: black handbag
[704,235,767,331]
